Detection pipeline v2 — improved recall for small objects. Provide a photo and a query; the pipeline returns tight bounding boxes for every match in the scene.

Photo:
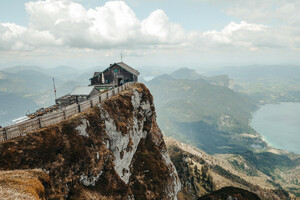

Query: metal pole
[53,77,57,100]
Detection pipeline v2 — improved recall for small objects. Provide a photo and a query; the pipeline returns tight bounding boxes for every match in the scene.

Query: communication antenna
[121,53,123,62]
[53,77,57,100]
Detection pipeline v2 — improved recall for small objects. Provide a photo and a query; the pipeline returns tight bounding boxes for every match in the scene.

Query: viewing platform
[0,82,134,143]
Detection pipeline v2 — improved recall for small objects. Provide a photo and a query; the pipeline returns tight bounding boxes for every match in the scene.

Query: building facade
[90,62,139,88]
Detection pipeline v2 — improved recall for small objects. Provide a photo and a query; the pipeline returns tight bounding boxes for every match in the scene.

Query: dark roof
[91,62,139,79]
[93,72,101,77]
[115,62,140,76]
[70,86,95,96]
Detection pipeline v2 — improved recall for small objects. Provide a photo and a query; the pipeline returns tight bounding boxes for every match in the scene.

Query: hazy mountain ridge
[146,68,261,154]
[209,65,300,81]
[0,92,38,126]
[170,68,231,87]
[147,67,300,198]
[0,65,103,125]
[208,65,300,104]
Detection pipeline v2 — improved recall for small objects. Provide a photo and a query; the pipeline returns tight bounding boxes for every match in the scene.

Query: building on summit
[55,62,139,108]
[90,62,140,89]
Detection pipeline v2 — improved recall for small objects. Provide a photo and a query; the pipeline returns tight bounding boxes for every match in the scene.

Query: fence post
[63,109,67,119]
[38,117,43,128]
[107,92,109,99]
[90,99,93,108]
[78,104,81,113]
[99,95,101,103]
[3,128,7,141]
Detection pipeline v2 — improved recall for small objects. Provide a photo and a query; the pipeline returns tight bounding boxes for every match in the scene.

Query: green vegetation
[198,186,261,200]
[228,159,258,176]
[173,121,250,154]
[237,80,300,104]
[240,151,295,178]
[166,140,293,199]
[168,145,214,199]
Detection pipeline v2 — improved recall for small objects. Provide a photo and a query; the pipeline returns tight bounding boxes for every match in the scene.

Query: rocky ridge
[165,137,294,200]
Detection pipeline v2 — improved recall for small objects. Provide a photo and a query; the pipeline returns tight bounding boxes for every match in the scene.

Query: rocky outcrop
[165,137,292,200]
[0,83,181,200]
[197,186,261,200]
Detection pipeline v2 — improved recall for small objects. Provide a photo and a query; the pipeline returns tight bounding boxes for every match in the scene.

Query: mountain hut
[90,62,139,89]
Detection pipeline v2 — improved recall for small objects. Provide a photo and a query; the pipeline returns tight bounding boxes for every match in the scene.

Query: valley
[144,67,300,198]
[145,68,262,154]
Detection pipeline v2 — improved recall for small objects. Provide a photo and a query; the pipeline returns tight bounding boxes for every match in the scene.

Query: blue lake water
[250,102,300,154]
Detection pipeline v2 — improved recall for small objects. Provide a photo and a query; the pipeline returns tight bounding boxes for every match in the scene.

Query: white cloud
[21,0,186,49]
[141,9,186,44]
[0,0,299,55]
[202,21,266,47]
[0,23,61,51]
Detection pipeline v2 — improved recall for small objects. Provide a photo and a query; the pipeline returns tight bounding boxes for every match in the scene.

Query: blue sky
[0,0,30,25]
[0,0,299,69]
[0,0,235,30]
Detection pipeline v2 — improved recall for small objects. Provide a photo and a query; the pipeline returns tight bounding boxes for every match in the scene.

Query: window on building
[114,68,118,73]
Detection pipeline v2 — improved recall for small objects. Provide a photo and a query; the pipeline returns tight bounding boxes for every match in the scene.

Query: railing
[0,82,134,142]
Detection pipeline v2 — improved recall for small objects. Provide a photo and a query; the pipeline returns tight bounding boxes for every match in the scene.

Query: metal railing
[0,82,134,142]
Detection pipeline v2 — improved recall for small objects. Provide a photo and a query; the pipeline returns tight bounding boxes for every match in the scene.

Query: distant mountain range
[207,65,300,103]
[0,92,38,126]
[0,65,104,125]
[208,65,300,81]
[146,66,300,198]
[146,68,259,154]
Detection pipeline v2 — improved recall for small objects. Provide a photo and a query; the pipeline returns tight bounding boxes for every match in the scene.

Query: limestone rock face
[0,83,181,200]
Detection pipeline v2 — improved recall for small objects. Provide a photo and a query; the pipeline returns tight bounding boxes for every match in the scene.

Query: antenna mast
[121,53,123,62]
[53,77,57,100]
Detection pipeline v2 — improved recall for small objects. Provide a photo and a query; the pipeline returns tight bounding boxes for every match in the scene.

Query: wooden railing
[0,82,134,142]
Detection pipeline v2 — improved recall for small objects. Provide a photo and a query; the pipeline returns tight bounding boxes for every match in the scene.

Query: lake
[250,102,300,154]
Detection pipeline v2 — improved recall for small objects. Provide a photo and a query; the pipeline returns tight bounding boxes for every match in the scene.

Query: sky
[0,0,300,69]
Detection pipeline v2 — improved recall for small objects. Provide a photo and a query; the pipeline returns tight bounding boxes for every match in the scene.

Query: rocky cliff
[0,83,181,200]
